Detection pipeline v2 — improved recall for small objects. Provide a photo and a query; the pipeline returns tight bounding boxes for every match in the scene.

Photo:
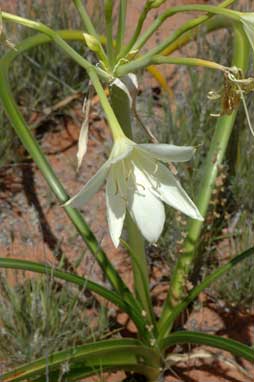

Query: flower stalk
[133,0,237,52]
[109,80,155,328]
[116,0,127,55]
[117,55,226,77]
[72,0,99,38]
[104,0,114,69]
[72,0,109,66]
[116,3,240,77]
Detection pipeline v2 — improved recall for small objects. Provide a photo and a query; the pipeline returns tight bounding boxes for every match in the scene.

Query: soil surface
[0,1,254,381]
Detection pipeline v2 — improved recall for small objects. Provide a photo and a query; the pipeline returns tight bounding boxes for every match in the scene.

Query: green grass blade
[0,339,160,382]
[160,331,254,362]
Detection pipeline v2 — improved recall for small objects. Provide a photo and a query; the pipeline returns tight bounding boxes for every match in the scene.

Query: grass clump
[0,271,108,369]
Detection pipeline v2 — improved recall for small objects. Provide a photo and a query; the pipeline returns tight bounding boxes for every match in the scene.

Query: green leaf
[160,331,254,362]
[0,257,145,335]
[0,339,160,382]
[158,247,254,339]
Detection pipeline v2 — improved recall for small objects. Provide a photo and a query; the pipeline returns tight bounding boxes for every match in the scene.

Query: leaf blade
[160,331,254,362]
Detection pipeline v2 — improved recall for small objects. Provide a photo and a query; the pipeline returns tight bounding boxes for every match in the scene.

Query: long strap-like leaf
[158,246,254,339]
[0,257,146,336]
[160,331,254,362]
[0,339,160,382]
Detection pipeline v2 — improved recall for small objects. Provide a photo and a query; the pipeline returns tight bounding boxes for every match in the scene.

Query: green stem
[116,0,127,55]
[72,0,98,37]
[134,0,237,51]
[161,15,233,57]
[1,11,110,81]
[117,55,226,77]
[159,25,250,337]
[151,55,225,71]
[104,0,114,69]
[109,83,156,332]
[116,3,240,75]
[72,0,108,65]
[118,2,150,59]
[0,31,138,311]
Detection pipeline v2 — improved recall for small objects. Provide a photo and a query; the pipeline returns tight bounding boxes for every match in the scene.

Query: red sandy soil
[0,1,254,381]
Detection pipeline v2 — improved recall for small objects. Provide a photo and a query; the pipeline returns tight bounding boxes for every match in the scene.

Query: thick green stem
[158,25,250,337]
[0,31,139,312]
[109,83,156,331]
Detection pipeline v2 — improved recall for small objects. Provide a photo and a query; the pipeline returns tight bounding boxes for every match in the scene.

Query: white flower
[65,137,203,247]
[240,13,254,52]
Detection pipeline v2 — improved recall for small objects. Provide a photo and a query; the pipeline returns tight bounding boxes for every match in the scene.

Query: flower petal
[66,137,134,209]
[65,160,110,208]
[106,165,127,247]
[139,144,195,162]
[127,164,165,242]
[151,162,203,221]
